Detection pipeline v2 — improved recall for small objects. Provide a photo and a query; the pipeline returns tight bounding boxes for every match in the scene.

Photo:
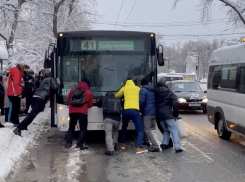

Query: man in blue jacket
[139,78,160,152]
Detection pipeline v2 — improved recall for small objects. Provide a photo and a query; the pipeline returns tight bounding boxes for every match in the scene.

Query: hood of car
[174,91,206,100]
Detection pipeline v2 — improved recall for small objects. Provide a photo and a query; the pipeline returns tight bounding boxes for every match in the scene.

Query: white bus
[207,43,245,140]
[44,31,164,131]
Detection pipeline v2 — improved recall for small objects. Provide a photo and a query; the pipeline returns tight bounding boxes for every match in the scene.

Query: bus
[207,43,245,140]
[44,31,164,131]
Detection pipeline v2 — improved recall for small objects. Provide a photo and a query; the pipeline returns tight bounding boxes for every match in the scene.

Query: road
[8,111,245,182]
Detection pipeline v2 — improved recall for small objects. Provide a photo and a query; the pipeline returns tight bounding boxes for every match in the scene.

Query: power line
[160,32,245,37]
[122,0,138,30]
[113,0,125,30]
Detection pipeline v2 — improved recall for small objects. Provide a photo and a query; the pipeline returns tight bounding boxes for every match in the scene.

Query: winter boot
[160,144,169,150]
[105,151,114,156]
[0,123,4,128]
[148,147,160,152]
[78,144,89,150]
[13,128,22,137]
[114,143,119,150]
[175,149,183,153]
[121,143,126,149]
[136,148,148,154]
[65,143,72,149]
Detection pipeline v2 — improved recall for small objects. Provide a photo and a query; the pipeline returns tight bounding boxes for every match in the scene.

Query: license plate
[97,124,104,129]
[189,103,201,107]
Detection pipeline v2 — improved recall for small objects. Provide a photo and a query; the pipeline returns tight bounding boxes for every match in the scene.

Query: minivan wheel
[217,114,231,140]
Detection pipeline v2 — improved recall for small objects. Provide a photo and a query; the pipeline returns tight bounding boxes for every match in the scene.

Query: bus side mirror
[43,50,50,69]
[157,45,164,66]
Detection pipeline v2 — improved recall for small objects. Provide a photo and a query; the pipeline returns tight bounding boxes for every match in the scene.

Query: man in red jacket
[7,64,25,126]
[66,78,93,150]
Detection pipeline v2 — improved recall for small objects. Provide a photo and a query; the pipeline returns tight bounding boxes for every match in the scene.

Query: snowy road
[7,110,245,182]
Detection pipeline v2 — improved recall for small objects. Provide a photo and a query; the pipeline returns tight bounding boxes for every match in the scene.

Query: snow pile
[0,109,51,182]
[65,147,89,182]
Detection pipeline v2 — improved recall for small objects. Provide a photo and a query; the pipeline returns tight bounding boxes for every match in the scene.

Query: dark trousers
[24,92,33,114]
[8,96,21,125]
[1,107,4,115]
[4,108,9,122]
[18,97,45,130]
[121,109,144,148]
[67,113,88,147]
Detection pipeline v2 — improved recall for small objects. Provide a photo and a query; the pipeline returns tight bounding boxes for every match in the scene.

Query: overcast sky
[95,0,244,45]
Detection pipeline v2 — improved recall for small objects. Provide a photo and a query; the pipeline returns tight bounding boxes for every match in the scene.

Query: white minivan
[207,43,245,140]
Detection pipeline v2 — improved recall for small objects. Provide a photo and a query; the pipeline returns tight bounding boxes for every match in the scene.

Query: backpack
[70,88,85,106]
[102,92,121,114]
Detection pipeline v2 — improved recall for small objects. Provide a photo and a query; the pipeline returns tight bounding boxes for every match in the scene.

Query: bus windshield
[57,54,156,103]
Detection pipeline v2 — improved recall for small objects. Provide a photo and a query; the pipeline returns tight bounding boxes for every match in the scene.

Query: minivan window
[221,66,237,89]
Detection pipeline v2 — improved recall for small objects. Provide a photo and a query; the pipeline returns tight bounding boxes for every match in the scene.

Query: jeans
[8,100,12,123]
[18,97,45,130]
[122,109,144,148]
[160,119,181,150]
[104,118,120,151]
[8,96,21,125]
[67,113,88,147]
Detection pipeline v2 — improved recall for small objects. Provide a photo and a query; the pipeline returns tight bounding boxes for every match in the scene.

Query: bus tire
[217,114,231,140]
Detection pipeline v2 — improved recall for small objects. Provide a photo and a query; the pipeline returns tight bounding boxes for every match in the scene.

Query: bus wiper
[187,91,197,92]
[174,91,182,92]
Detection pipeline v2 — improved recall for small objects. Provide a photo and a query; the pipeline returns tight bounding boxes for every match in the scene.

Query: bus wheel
[217,114,231,140]
[203,109,207,114]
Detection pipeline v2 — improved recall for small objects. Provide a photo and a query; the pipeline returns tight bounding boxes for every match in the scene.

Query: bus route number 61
[81,40,96,51]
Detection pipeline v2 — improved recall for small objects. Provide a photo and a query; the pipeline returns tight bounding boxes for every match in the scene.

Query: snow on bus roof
[213,42,245,54]
[0,47,8,60]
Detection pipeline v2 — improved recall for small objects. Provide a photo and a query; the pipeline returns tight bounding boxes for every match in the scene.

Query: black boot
[142,141,151,147]
[114,143,119,151]
[65,143,72,149]
[105,151,114,156]
[0,123,4,128]
[13,128,22,137]
[169,138,173,147]
[78,144,88,150]
[148,147,160,152]
[175,149,183,153]
[160,144,168,150]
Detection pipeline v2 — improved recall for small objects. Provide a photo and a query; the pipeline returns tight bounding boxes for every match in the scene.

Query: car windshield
[173,82,203,92]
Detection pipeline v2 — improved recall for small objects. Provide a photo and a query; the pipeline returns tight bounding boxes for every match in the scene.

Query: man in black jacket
[97,92,121,156]
[155,80,183,153]
[13,71,60,136]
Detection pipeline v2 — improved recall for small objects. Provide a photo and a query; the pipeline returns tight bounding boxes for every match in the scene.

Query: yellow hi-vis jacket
[115,80,140,110]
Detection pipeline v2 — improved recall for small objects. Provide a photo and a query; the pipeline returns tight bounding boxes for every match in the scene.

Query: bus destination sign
[98,41,134,51]
[81,40,135,51]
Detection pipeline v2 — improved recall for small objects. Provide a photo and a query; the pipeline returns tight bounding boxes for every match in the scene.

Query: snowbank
[0,108,51,182]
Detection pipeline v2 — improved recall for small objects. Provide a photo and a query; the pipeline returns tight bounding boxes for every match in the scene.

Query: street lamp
[221,29,229,46]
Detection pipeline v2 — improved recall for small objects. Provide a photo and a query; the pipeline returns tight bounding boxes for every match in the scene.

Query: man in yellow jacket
[115,79,148,154]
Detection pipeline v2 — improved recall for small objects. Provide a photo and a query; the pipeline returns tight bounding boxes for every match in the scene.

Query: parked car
[167,80,207,113]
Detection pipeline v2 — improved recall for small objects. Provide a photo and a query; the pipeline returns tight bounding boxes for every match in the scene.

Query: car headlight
[178,98,187,103]
[202,98,208,103]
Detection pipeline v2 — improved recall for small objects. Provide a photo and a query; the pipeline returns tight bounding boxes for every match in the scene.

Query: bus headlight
[67,117,70,121]
[178,98,186,103]
[61,117,65,121]
[202,98,208,103]
[59,107,62,110]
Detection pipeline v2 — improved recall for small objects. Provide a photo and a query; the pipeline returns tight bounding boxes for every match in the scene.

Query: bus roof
[210,43,245,66]
[57,30,155,37]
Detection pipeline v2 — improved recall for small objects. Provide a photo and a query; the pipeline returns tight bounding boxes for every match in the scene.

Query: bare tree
[174,0,245,27]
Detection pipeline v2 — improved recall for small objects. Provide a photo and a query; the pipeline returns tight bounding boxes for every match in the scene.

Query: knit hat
[140,78,149,86]
[82,78,90,87]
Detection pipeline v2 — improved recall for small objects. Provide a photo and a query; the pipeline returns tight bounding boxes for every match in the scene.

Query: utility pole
[197,36,200,82]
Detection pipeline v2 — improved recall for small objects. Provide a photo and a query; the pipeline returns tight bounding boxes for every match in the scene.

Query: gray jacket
[33,73,60,100]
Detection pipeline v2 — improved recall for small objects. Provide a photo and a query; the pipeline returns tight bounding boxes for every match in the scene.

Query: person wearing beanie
[139,78,160,152]
[65,78,93,150]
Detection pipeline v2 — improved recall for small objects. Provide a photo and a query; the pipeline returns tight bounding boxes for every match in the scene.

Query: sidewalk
[0,106,51,182]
